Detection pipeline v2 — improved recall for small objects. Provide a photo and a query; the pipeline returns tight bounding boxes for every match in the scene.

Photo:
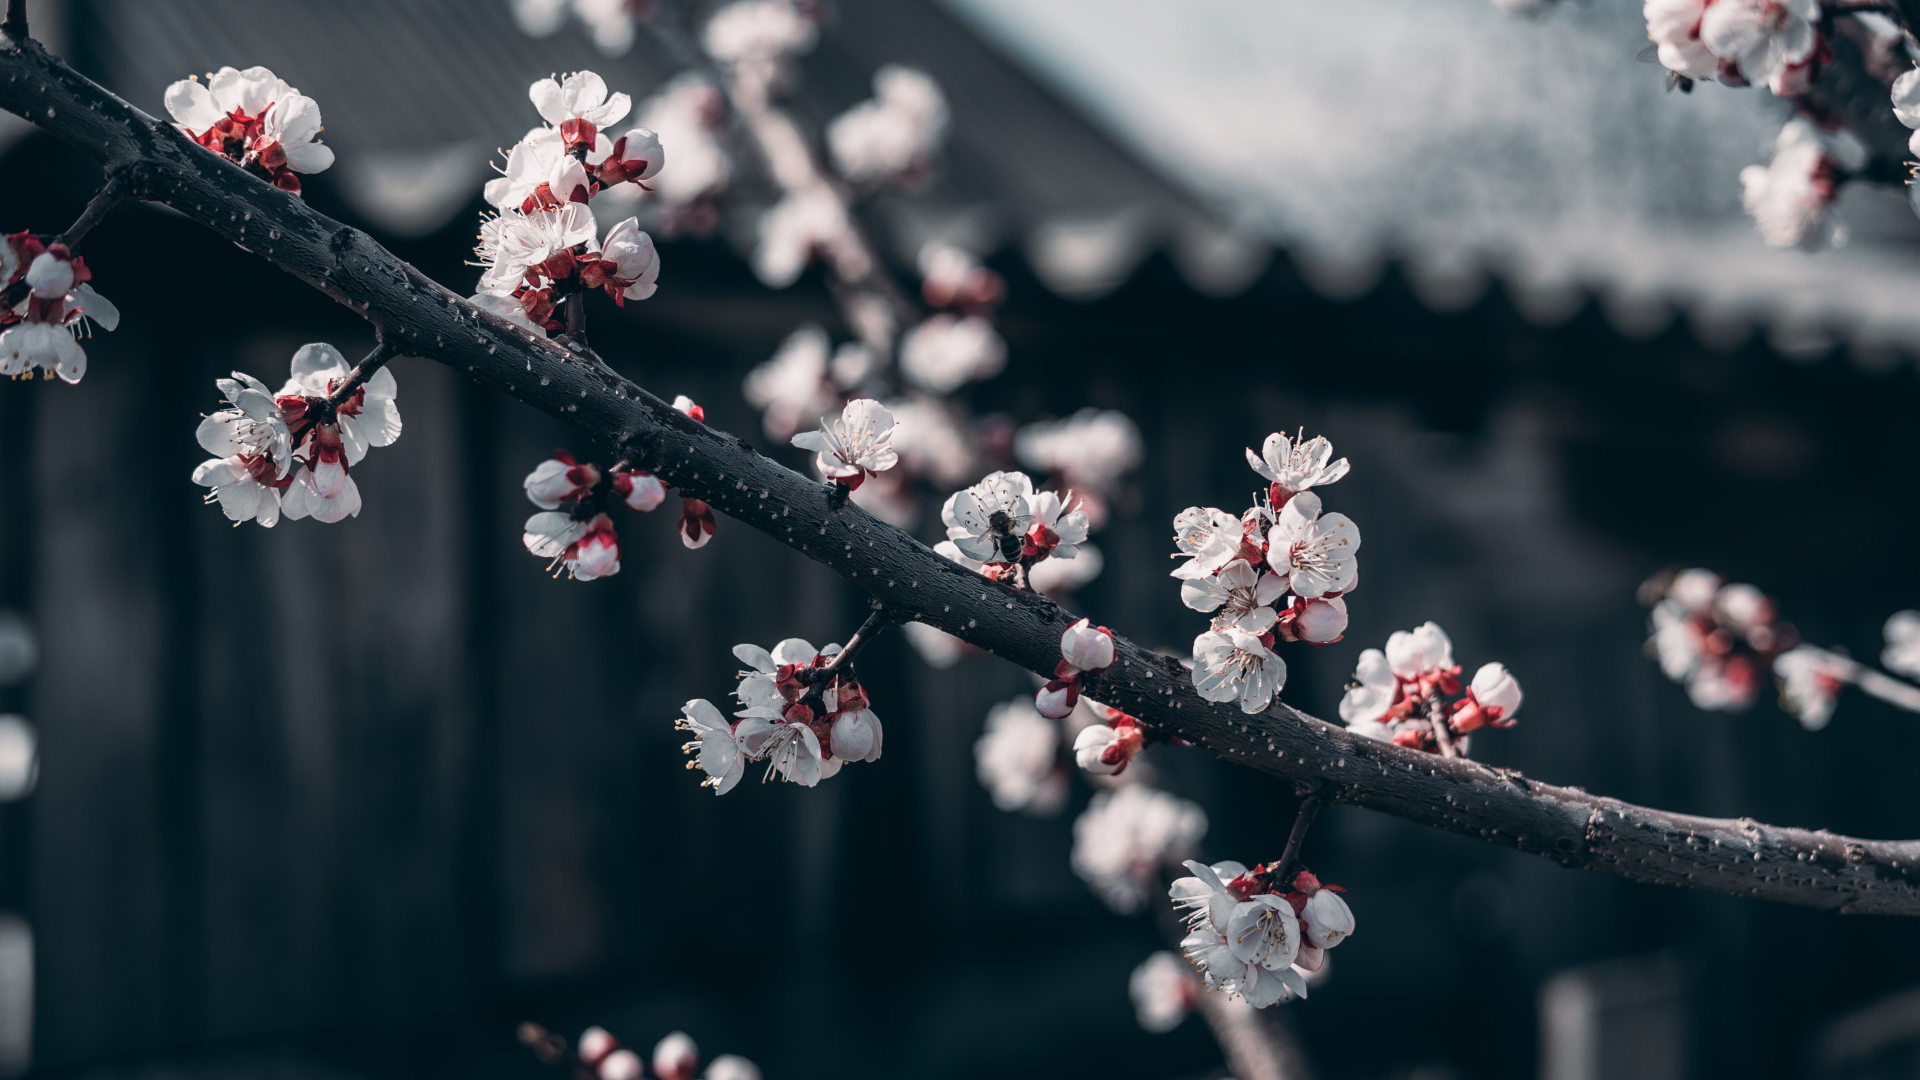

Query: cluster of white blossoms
[472,71,664,333]
[164,65,334,194]
[1638,1,1894,249]
[1338,621,1523,754]
[519,395,712,579]
[1643,0,1822,94]
[827,65,950,186]
[541,1024,759,1080]
[190,344,402,527]
[676,638,883,793]
[0,234,118,383]
[937,472,1093,593]
[1172,859,1356,1009]
[1642,568,1793,714]
[1072,783,1208,914]
[1172,430,1359,715]
[1643,570,1920,730]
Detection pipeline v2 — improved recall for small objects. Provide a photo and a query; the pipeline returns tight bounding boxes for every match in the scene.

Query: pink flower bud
[577,1027,617,1067]
[1293,597,1347,644]
[598,1048,643,1080]
[614,469,666,512]
[1468,662,1522,723]
[1060,618,1114,672]
[1303,889,1354,948]
[1035,678,1077,719]
[652,1031,699,1080]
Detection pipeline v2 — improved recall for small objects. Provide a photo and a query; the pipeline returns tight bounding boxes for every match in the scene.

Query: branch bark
[5,33,1920,915]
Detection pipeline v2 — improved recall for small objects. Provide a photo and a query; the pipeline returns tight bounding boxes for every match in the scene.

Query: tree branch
[0,0,24,44]
[4,32,1920,915]
[0,170,129,312]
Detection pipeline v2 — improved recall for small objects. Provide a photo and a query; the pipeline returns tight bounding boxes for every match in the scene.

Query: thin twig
[0,173,130,311]
[1,0,25,42]
[816,604,896,678]
[1425,697,1457,758]
[1275,796,1322,880]
[324,341,396,409]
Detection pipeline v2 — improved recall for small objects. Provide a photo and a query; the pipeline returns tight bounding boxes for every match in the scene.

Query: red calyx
[559,118,598,155]
[1021,523,1060,561]
[678,497,717,545]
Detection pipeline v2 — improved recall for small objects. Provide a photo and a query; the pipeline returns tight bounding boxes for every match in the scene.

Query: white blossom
[943,470,1034,563]
[1884,611,1920,679]
[191,372,292,527]
[702,0,819,65]
[523,451,601,509]
[676,698,746,794]
[1128,952,1198,1034]
[475,203,599,295]
[1386,621,1454,679]
[1774,645,1846,731]
[973,699,1066,815]
[1894,70,1920,154]
[1181,923,1306,1008]
[1264,492,1359,599]
[1303,889,1356,949]
[826,65,949,184]
[1170,506,1245,581]
[1181,559,1285,634]
[898,314,1007,393]
[1700,0,1819,86]
[1192,628,1286,714]
[529,70,632,131]
[523,511,620,580]
[652,1032,700,1080]
[1071,784,1207,914]
[470,291,542,332]
[1025,490,1090,561]
[1227,894,1302,973]
[831,709,883,762]
[791,398,898,483]
[163,66,334,178]
[1644,0,1719,80]
[1169,859,1249,932]
[1245,430,1349,499]
[277,343,402,464]
[1073,715,1143,777]
[589,217,661,303]
[1739,119,1850,250]
[0,282,117,384]
[704,1056,761,1080]
[485,126,599,211]
[1338,648,1399,727]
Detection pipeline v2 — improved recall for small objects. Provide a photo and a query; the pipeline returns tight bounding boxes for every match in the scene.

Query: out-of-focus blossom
[1740,119,1855,251]
[1265,491,1360,599]
[164,66,333,192]
[792,398,897,487]
[576,1027,617,1068]
[918,241,1005,313]
[898,314,1007,393]
[885,396,977,487]
[743,325,841,440]
[902,620,968,669]
[1192,628,1285,714]
[752,187,862,288]
[974,698,1067,815]
[1699,0,1819,87]
[827,65,949,185]
[1641,569,1798,714]
[511,0,649,56]
[1774,645,1847,731]
[1071,784,1207,914]
[1882,611,1920,679]
[1027,542,1104,596]
[1129,952,1199,1034]
[652,1032,700,1080]
[702,0,820,65]
[704,1055,761,1080]
[1644,0,1719,79]
[631,74,733,217]
[598,1051,642,1080]
[1016,409,1143,492]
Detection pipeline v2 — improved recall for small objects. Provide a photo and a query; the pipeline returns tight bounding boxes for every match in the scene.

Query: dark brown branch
[324,340,396,410]
[1425,697,1458,758]
[6,33,1920,916]
[815,603,895,678]
[1275,796,1322,879]
[1,0,23,43]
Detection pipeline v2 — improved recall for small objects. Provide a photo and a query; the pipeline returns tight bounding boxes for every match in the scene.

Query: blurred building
[1,3,1919,1080]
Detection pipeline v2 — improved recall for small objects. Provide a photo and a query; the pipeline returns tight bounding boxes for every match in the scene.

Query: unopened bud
[598,1048,643,1080]
[652,1031,699,1080]
[577,1027,618,1067]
